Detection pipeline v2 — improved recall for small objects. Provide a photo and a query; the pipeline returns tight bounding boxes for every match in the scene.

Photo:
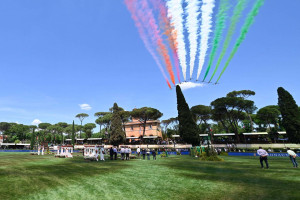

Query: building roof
[124,119,160,126]
[214,133,235,136]
[243,132,268,135]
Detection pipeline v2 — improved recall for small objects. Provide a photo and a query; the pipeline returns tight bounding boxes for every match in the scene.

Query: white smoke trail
[167,0,187,81]
[186,0,200,79]
[196,0,215,80]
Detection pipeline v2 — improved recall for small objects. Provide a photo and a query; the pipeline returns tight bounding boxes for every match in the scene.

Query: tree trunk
[142,119,147,144]
[248,113,254,132]
[80,121,82,138]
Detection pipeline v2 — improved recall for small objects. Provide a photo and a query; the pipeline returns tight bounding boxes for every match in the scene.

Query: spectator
[287,148,298,168]
[142,148,146,160]
[125,147,129,160]
[120,146,125,160]
[128,147,132,159]
[147,148,150,160]
[109,147,114,160]
[257,147,269,169]
[113,146,117,160]
[137,146,140,158]
[152,149,156,160]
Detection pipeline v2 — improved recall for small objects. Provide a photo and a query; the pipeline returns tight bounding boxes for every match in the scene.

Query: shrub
[14,140,21,144]
[160,152,166,158]
[220,152,228,156]
[199,152,224,162]
[176,151,181,155]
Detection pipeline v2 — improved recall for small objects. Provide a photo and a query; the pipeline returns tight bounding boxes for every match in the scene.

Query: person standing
[128,147,132,160]
[109,147,114,160]
[125,146,129,160]
[152,149,156,160]
[142,148,146,160]
[257,147,269,169]
[113,146,117,160]
[147,148,150,160]
[137,146,141,159]
[287,148,298,168]
[100,146,105,161]
[120,146,125,160]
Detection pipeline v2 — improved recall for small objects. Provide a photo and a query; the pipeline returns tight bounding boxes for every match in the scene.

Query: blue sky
[0,0,299,128]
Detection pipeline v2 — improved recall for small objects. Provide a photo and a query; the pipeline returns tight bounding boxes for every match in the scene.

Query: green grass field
[0,153,299,200]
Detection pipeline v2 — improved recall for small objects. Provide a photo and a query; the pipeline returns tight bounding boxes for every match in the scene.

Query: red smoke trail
[150,0,181,83]
[139,0,176,85]
[124,0,171,89]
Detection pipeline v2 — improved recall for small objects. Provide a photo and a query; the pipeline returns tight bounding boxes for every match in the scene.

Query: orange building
[124,118,162,139]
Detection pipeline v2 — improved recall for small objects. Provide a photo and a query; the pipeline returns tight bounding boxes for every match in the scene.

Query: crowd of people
[88,145,298,168]
[107,146,157,161]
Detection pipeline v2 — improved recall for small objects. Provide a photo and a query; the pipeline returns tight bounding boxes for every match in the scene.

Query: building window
[131,126,134,130]
[149,125,152,129]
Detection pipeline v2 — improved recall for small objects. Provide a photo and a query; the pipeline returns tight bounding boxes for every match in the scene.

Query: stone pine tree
[110,103,126,145]
[277,87,300,143]
[75,113,89,138]
[176,85,199,145]
[72,120,75,147]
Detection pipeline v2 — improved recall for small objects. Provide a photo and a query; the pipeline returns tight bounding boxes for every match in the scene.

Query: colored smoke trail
[186,0,200,79]
[167,0,188,81]
[196,0,215,81]
[139,0,175,85]
[151,0,181,83]
[203,0,229,81]
[209,0,248,82]
[216,0,265,83]
[124,0,172,88]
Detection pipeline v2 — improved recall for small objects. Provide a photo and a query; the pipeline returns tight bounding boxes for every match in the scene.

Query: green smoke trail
[216,0,265,83]
[209,0,248,82]
[202,0,229,81]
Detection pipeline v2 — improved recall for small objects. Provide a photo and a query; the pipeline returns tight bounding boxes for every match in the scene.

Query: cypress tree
[30,128,35,150]
[110,103,126,145]
[277,87,300,143]
[176,85,199,145]
[72,120,75,147]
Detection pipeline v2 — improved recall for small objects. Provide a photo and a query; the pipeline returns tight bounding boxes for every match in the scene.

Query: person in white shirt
[137,147,141,158]
[113,147,117,160]
[128,147,132,160]
[100,147,105,161]
[120,147,125,160]
[287,148,298,168]
[257,147,269,169]
[125,147,129,160]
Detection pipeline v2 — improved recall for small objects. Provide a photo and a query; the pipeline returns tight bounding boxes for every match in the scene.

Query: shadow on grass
[156,157,300,200]
[0,156,131,200]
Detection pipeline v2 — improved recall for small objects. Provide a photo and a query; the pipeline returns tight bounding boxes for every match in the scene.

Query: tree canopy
[211,90,256,142]
[131,107,163,139]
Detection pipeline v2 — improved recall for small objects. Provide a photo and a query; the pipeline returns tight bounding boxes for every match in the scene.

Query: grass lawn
[0,153,299,200]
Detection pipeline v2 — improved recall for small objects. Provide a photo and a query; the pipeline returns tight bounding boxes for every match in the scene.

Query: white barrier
[84,145,103,161]
[55,146,73,158]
